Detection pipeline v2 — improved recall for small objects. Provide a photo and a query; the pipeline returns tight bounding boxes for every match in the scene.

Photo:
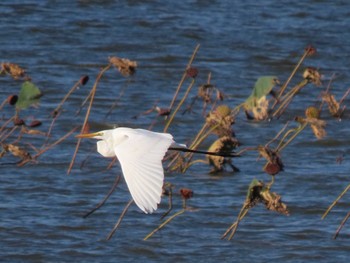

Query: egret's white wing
[114,128,174,213]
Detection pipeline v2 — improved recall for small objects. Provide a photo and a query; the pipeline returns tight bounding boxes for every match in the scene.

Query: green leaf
[245,76,278,109]
[16,81,42,109]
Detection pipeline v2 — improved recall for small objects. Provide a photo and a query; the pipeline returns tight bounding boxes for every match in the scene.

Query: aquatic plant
[1,44,349,241]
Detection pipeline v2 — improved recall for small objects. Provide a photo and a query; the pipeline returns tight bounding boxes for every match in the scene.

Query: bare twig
[144,209,185,241]
[68,64,111,174]
[221,206,249,240]
[106,199,134,240]
[83,175,121,218]
[164,78,196,132]
[333,211,350,239]
[168,44,200,111]
[322,183,350,220]
[17,126,78,166]
[271,47,311,110]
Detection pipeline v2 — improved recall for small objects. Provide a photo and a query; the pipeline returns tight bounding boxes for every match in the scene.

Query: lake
[1,0,350,262]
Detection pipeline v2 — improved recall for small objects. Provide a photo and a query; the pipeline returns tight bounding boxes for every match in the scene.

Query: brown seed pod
[80,75,89,86]
[7,94,18,105]
[28,120,42,128]
[305,45,316,56]
[14,118,25,126]
[264,162,282,176]
[186,67,198,78]
[180,188,194,200]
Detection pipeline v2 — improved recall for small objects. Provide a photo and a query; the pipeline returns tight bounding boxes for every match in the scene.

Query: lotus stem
[68,64,111,174]
[322,183,350,220]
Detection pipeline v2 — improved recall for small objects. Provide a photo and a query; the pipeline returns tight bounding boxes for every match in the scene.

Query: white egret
[76,127,238,214]
[76,128,185,214]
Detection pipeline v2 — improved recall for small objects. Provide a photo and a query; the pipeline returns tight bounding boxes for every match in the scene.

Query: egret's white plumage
[77,128,178,214]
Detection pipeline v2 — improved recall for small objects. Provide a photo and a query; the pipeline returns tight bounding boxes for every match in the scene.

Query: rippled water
[1,0,350,262]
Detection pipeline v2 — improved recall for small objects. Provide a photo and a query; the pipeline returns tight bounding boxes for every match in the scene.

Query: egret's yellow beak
[75,131,103,138]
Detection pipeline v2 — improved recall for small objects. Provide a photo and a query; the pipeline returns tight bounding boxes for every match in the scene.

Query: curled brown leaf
[109,56,137,77]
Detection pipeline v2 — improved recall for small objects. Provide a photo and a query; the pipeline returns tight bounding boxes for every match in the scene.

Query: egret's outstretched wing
[114,129,174,214]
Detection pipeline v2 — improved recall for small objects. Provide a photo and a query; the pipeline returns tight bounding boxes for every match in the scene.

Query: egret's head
[76,130,115,158]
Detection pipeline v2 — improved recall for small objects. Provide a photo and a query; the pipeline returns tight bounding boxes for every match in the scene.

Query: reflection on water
[1,0,350,262]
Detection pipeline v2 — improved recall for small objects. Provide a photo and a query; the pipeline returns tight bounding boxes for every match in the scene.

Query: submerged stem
[322,183,350,220]
[106,199,134,240]
[144,209,185,241]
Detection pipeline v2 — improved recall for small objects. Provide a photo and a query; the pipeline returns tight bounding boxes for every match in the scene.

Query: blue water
[1,0,350,262]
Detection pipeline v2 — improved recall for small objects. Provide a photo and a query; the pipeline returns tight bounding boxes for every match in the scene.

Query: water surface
[1,1,350,262]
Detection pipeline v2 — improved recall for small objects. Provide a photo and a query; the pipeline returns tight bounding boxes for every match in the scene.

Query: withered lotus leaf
[109,56,137,77]
[207,136,239,172]
[1,144,31,161]
[0,62,26,80]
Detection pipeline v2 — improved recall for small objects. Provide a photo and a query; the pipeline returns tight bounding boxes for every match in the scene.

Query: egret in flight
[76,127,238,214]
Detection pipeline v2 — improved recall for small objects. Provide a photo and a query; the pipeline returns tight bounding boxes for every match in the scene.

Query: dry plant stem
[79,146,98,169]
[276,123,307,152]
[267,175,275,189]
[180,124,222,172]
[0,125,18,144]
[221,206,249,240]
[107,157,117,170]
[106,199,134,240]
[231,103,245,118]
[188,122,209,149]
[271,48,310,109]
[188,123,219,155]
[164,78,196,132]
[184,123,220,160]
[319,73,336,111]
[227,208,249,240]
[161,188,173,220]
[0,98,8,111]
[67,64,111,175]
[187,159,208,167]
[165,152,181,170]
[144,208,186,241]
[235,146,259,156]
[44,110,60,146]
[18,126,79,166]
[265,121,290,147]
[168,44,200,111]
[339,87,350,105]
[76,86,96,116]
[201,72,212,115]
[105,79,131,119]
[280,79,308,103]
[272,80,308,118]
[322,183,350,220]
[52,79,81,115]
[333,211,350,239]
[0,115,15,134]
[83,175,121,218]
